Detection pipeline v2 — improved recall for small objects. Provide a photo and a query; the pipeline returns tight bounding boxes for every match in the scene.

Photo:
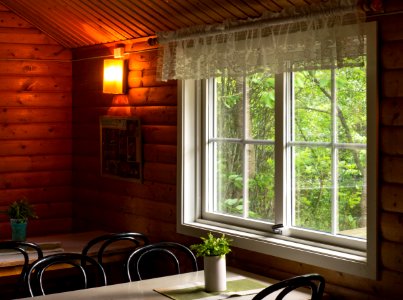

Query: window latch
[272,224,284,234]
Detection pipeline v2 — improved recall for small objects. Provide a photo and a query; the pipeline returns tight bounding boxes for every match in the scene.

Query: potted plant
[6,197,38,241]
[190,232,232,292]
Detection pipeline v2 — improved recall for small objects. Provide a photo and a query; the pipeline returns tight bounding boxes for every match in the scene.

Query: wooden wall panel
[0,7,72,237]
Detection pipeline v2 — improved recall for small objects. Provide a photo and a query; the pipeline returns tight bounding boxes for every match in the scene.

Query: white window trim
[177,22,378,280]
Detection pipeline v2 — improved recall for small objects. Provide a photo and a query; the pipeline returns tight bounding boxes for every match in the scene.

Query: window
[178,22,377,279]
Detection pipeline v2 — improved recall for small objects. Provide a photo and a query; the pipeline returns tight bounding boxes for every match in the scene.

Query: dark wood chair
[26,252,107,296]
[126,242,198,281]
[0,241,43,299]
[252,273,325,300]
[81,232,149,284]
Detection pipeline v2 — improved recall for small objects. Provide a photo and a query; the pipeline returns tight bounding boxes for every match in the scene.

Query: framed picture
[100,116,142,182]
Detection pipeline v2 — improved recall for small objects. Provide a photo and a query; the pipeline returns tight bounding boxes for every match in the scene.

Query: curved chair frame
[126,242,198,281]
[82,232,149,265]
[252,273,325,300]
[27,252,107,296]
[0,241,44,298]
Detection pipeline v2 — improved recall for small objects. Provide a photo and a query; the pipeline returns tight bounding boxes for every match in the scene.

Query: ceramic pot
[10,219,27,241]
[204,255,227,292]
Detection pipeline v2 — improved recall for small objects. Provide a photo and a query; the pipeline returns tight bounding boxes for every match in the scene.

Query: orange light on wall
[103,59,125,94]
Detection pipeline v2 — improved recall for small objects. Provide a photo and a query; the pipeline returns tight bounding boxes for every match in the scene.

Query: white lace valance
[156,0,366,81]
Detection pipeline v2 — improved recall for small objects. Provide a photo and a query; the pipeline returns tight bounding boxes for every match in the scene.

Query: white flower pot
[203,255,227,292]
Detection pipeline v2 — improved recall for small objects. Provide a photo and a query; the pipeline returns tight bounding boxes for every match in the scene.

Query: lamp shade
[103,59,125,94]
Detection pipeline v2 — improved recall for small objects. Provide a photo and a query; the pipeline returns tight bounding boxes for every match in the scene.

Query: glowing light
[103,59,125,94]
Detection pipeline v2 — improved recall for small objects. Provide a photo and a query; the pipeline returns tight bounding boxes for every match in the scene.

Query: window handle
[272,223,284,234]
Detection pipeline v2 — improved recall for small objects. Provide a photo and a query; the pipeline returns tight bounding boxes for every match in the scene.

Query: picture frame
[99,116,142,182]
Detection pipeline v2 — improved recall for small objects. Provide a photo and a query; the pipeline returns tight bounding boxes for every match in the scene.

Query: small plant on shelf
[190,232,232,257]
[7,197,38,223]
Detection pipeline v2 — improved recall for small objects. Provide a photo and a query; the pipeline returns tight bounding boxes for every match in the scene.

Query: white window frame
[177,22,378,279]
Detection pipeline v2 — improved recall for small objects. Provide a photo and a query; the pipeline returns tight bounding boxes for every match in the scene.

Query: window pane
[247,144,275,222]
[215,142,243,216]
[294,70,331,142]
[336,66,367,144]
[215,76,243,139]
[293,146,332,233]
[246,72,275,140]
[338,148,367,239]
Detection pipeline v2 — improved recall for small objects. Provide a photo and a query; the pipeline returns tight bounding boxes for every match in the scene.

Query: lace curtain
[156,0,366,81]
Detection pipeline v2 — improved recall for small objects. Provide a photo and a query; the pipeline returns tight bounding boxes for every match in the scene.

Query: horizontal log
[379,14,403,42]
[73,175,176,204]
[0,155,72,173]
[0,11,33,28]
[380,211,403,243]
[0,107,72,123]
[382,155,403,184]
[381,240,403,272]
[0,171,72,189]
[0,43,71,60]
[0,28,59,45]
[0,217,73,239]
[0,140,72,156]
[73,106,176,125]
[382,70,403,98]
[143,162,176,184]
[380,97,403,126]
[75,190,175,223]
[142,125,177,145]
[0,124,72,139]
[381,183,403,213]
[0,91,72,107]
[382,41,403,70]
[0,201,72,222]
[381,127,403,155]
[0,60,71,76]
[128,86,177,106]
[128,70,176,88]
[143,144,177,164]
[0,186,72,206]
[128,50,158,70]
[0,75,71,92]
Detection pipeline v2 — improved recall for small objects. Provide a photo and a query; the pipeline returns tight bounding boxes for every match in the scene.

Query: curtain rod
[158,5,359,43]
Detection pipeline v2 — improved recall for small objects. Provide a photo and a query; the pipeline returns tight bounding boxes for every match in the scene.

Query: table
[18,267,314,300]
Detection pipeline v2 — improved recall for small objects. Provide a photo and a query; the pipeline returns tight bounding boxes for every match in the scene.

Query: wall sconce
[103,46,126,94]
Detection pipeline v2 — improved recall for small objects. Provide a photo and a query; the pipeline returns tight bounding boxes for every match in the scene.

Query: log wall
[68,1,401,299]
[0,4,73,237]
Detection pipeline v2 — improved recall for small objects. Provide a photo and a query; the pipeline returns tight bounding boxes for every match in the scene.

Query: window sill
[178,220,376,279]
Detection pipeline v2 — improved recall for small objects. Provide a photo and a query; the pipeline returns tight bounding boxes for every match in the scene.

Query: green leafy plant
[190,232,232,257]
[7,198,38,223]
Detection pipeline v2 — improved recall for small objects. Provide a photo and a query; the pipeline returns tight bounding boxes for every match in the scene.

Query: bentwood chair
[26,253,107,296]
[0,241,43,298]
[82,232,149,283]
[252,273,325,300]
[126,242,198,281]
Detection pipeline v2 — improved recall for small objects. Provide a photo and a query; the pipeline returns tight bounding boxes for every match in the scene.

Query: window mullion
[242,76,249,219]
[274,73,287,227]
[331,68,339,235]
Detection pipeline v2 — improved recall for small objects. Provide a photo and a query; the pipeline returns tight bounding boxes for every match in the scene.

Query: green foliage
[213,64,367,235]
[6,198,38,223]
[190,232,232,257]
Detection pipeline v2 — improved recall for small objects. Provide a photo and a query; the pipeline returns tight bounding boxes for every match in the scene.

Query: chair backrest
[82,232,149,264]
[126,242,198,281]
[0,241,44,298]
[81,232,149,284]
[26,252,107,296]
[252,273,325,300]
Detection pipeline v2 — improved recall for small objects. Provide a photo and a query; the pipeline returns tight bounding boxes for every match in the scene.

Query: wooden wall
[0,4,73,238]
[72,41,182,244]
[72,4,403,299]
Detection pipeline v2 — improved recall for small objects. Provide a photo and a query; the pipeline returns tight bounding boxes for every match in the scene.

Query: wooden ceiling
[0,0,327,48]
